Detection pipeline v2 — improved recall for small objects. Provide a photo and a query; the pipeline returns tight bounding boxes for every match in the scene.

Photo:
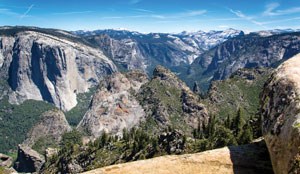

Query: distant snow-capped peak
[251,28,300,37]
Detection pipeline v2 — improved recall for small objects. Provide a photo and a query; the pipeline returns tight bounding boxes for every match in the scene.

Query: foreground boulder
[82,140,273,174]
[14,144,45,173]
[261,53,300,174]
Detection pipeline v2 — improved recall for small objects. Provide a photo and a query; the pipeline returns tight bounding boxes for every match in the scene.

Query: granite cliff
[0,27,117,111]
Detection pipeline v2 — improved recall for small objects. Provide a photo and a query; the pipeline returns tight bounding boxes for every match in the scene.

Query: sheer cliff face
[88,35,149,72]
[0,30,117,111]
[261,54,300,174]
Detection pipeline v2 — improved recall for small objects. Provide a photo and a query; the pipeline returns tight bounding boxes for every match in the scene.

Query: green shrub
[61,130,83,147]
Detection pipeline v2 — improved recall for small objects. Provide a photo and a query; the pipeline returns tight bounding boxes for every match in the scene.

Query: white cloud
[151,15,166,19]
[53,11,94,15]
[133,8,154,13]
[263,3,280,16]
[101,16,124,19]
[184,10,207,17]
[259,17,300,25]
[229,9,264,26]
[101,9,207,20]
[154,10,207,19]
[218,25,230,29]
[0,8,19,17]
[101,15,147,19]
[263,3,300,16]
[0,5,30,9]
[155,20,177,24]
[20,4,34,19]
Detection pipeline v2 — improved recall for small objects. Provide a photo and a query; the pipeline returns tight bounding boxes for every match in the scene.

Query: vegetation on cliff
[0,97,54,153]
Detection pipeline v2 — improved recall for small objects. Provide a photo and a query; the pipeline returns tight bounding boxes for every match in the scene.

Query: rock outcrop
[14,144,45,173]
[0,153,13,167]
[45,147,58,161]
[0,27,117,111]
[24,109,71,147]
[82,140,273,174]
[261,53,300,174]
[138,65,208,129]
[158,130,186,154]
[77,71,148,137]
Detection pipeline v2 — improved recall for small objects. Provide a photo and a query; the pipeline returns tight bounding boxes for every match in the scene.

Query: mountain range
[1,26,299,111]
[74,27,300,90]
[1,26,300,173]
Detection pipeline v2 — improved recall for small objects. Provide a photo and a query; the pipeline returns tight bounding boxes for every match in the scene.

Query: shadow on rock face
[229,140,274,174]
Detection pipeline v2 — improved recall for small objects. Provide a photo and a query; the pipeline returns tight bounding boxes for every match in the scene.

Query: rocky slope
[261,53,300,174]
[77,71,148,137]
[77,66,208,138]
[41,68,213,173]
[137,65,208,132]
[23,109,71,148]
[205,68,272,119]
[0,27,117,111]
[76,29,243,73]
[82,140,273,174]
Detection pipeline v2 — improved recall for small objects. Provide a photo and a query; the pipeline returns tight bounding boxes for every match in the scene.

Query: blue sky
[0,0,300,33]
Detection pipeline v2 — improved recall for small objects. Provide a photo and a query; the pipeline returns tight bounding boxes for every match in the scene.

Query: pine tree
[224,114,231,129]
[193,118,203,139]
[233,108,244,137]
[213,125,237,148]
[197,118,201,135]
[122,128,129,142]
[192,128,198,139]
[207,115,216,137]
[151,137,158,152]
[100,131,108,147]
[202,122,207,138]
[238,124,253,144]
